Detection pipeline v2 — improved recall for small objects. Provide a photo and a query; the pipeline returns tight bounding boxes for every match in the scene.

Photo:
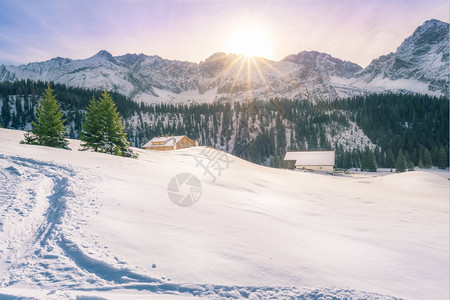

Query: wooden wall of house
[176,137,196,149]
[145,146,175,151]
[285,160,296,169]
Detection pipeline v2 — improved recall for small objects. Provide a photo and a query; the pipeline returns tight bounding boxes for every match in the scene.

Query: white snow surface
[0,128,448,299]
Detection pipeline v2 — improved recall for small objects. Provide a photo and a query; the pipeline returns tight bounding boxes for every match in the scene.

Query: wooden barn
[284,151,335,173]
[143,136,197,151]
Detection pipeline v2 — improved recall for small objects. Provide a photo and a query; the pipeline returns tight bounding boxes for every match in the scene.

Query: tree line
[0,79,448,170]
[331,93,448,170]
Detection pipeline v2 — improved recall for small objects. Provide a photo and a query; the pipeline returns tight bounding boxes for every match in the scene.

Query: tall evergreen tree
[395,149,407,173]
[21,84,68,148]
[374,146,381,167]
[408,160,415,171]
[1,98,11,127]
[80,97,104,152]
[417,159,424,169]
[364,148,377,172]
[436,146,448,169]
[422,148,432,168]
[385,149,395,170]
[343,151,352,170]
[81,90,135,157]
[360,150,367,171]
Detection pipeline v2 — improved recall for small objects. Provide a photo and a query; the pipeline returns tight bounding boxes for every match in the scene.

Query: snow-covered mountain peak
[352,19,449,95]
[283,51,363,79]
[396,19,448,58]
[115,53,162,68]
[92,50,113,58]
[204,52,229,62]
[47,56,73,65]
[411,19,448,44]
[89,50,117,64]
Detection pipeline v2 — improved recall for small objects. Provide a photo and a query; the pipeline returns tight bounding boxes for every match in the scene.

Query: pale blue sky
[0,0,448,67]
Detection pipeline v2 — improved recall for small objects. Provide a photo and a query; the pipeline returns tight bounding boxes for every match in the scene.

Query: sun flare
[225,26,272,58]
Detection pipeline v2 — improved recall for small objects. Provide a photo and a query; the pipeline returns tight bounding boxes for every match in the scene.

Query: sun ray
[246,56,287,118]
[246,56,253,102]
[258,57,286,78]
[226,55,247,101]
[203,53,247,92]
[251,57,274,95]
[213,54,243,83]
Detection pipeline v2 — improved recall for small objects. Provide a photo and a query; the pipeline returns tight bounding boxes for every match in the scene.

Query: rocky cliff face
[0,19,448,103]
[352,19,449,94]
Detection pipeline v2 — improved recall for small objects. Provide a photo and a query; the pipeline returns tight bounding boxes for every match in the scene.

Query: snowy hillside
[0,128,448,299]
[0,19,448,103]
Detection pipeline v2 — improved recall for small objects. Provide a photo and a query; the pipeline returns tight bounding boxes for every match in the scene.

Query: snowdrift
[0,128,448,299]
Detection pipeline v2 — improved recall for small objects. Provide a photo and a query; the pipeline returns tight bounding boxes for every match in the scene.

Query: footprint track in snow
[0,154,162,290]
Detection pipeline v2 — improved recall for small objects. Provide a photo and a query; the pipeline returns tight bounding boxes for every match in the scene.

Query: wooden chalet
[143,135,197,151]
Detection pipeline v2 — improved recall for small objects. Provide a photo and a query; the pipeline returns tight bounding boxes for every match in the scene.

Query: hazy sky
[0,0,448,67]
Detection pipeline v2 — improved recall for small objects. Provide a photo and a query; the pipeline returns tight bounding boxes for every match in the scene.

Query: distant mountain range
[0,19,448,103]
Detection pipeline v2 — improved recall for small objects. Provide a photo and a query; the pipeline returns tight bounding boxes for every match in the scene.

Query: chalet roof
[142,136,187,148]
[284,151,335,166]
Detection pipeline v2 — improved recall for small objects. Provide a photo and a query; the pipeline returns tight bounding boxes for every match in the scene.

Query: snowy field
[0,128,448,300]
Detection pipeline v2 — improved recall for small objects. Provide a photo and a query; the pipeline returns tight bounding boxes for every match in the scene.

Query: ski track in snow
[0,153,404,299]
[0,154,159,290]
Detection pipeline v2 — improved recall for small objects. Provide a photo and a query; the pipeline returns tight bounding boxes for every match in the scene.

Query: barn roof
[284,151,335,166]
[142,136,187,148]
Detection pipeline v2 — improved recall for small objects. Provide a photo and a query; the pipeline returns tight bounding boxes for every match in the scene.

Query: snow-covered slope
[0,19,448,103]
[0,128,448,299]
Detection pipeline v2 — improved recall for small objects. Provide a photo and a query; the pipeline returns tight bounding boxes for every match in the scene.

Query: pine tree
[364,148,377,172]
[343,151,352,170]
[374,146,381,167]
[408,160,415,171]
[418,159,424,169]
[81,90,135,157]
[385,149,395,171]
[436,146,448,169]
[423,148,432,168]
[80,97,104,152]
[21,84,68,148]
[395,149,407,172]
[360,150,367,171]
[1,98,11,127]
[352,150,360,170]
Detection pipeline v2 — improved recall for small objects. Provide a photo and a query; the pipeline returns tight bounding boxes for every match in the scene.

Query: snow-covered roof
[142,136,187,148]
[284,151,335,166]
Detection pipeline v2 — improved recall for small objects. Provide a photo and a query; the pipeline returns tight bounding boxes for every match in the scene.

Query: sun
[225,26,272,58]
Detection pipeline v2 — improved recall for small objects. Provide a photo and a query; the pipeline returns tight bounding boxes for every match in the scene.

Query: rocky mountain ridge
[0,19,448,103]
